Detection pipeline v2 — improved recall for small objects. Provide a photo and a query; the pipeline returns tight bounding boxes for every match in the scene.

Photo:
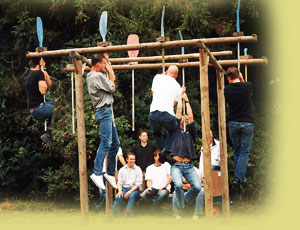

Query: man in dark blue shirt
[168,90,201,215]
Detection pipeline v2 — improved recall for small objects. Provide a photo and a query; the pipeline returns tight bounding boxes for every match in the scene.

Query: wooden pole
[216,70,230,217]
[64,57,268,72]
[199,48,213,218]
[107,51,232,63]
[105,154,114,216]
[72,57,89,214]
[27,35,258,58]
[162,47,165,72]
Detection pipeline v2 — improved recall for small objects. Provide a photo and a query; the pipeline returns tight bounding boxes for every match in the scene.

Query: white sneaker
[192,215,199,220]
[104,174,118,189]
[90,173,106,190]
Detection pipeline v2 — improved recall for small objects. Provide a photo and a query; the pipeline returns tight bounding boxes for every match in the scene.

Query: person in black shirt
[131,130,158,191]
[24,58,53,147]
[224,67,254,189]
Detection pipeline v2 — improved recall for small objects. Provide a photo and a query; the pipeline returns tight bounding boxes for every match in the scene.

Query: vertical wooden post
[105,154,114,215]
[199,48,214,217]
[216,70,230,217]
[72,58,89,214]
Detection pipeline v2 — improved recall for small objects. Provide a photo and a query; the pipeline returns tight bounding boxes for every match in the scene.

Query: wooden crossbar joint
[97,42,112,47]
[178,58,188,63]
[233,32,244,37]
[240,55,253,59]
[156,37,170,43]
[70,51,91,67]
[35,47,47,52]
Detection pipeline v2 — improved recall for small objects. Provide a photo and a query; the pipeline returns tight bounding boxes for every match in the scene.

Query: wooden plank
[216,70,230,217]
[72,58,89,214]
[199,48,214,218]
[108,51,232,63]
[26,35,257,58]
[64,57,268,72]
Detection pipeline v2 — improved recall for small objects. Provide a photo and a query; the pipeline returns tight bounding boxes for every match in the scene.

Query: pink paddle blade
[127,34,139,58]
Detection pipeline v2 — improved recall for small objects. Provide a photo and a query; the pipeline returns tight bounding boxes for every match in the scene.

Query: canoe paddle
[99,11,107,42]
[161,6,166,72]
[99,11,116,127]
[127,34,139,131]
[179,30,186,132]
[36,17,47,131]
[236,0,241,71]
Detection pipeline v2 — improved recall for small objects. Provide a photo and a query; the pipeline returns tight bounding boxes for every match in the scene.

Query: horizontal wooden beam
[64,57,268,72]
[26,35,257,58]
[89,51,233,64]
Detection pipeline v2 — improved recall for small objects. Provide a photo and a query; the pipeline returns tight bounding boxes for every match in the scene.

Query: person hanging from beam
[149,65,182,156]
[87,52,120,190]
[159,90,201,217]
[24,57,53,147]
[224,67,254,192]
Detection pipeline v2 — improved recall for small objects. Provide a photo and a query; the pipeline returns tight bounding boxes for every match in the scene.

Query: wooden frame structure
[26,35,268,217]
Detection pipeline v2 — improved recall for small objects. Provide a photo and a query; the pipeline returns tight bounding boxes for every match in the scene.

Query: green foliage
[0,0,272,205]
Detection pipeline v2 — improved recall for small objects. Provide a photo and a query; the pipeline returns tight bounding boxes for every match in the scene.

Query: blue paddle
[36,17,47,131]
[99,11,107,42]
[161,6,165,37]
[160,6,166,72]
[236,0,241,71]
[178,30,184,55]
[179,30,187,131]
[36,17,43,48]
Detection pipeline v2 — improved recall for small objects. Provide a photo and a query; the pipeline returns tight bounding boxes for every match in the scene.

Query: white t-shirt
[150,74,182,116]
[145,162,171,191]
[103,147,123,173]
[199,139,220,178]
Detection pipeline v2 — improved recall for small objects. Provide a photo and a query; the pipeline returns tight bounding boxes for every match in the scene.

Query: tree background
[0,0,275,207]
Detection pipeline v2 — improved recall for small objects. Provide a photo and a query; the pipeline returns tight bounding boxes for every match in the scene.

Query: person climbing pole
[87,52,120,190]
[24,57,53,147]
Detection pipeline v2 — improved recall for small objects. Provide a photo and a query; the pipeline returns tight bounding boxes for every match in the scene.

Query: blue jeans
[141,188,169,208]
[96,188,106,209]
[112,187,140,216]
[228,121,254,182]
[31,101,53,121]
[194,186,205,215]
[94,107,120,176]
[149,111,178,151]
[171,164,201,209]
[172,186,205,217]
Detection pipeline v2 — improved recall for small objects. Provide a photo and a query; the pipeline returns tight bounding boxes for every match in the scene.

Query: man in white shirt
[149,65,182,153]
[112,152,143,216]
[141,150,172,211]
[199,130,221,180]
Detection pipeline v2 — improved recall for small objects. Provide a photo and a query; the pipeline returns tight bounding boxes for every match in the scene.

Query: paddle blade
[178,30,184,55]
[236,0,240,32]
[161,5,165,37]
[36,17,43,47]
[127,34,139,58]
[99,11,107,42]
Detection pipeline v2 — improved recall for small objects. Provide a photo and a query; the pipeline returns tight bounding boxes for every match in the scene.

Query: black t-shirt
[171,119,198,160]
[24,70,45,109]
[224,82,253,123]
[131,142,158,171]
